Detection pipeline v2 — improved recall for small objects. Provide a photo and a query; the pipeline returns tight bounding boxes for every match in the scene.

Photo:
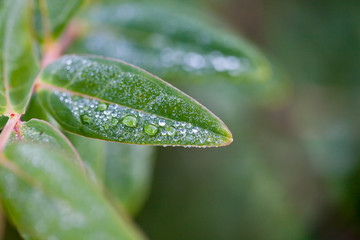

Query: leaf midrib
[37,82,232,141]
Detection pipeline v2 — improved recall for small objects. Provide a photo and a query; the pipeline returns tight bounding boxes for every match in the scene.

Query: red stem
[0,114,21,152]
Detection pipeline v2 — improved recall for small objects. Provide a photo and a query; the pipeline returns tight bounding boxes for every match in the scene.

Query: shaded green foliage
[71,2,271,83]
[0,143,145,240]
[0,0,281,238]
[0,0,40,114]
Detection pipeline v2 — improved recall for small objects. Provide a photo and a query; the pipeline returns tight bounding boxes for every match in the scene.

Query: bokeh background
[132,0,360,239]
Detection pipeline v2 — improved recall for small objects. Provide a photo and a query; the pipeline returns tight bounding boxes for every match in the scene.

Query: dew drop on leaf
[109,118,119,126]
[158,119,166,126]
[97,103,107,111]
[180,128,186,134]
[122,115,137,127]
[144,124,158,136]
[166,126,176,136]
[81,115,93,124]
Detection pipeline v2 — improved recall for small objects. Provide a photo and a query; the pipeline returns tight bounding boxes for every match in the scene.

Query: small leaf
[70,2,271,83]
[0,143,145,239]
[104,143,155,215]
[20,93,50,122]
[0,116,8,129]
[37,55,232,147]
[0,0,40,114]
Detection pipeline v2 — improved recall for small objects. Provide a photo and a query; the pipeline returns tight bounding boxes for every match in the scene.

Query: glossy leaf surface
[70,2,271,83]
[0,143,145,240]
[0,0,40,114]
[37,55,232,147]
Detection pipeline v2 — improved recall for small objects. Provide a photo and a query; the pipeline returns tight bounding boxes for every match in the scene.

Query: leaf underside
[38,55,232,147]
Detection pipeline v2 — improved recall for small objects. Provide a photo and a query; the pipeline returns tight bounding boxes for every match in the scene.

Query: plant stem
[41,22,80,68]
[0,114,21,153]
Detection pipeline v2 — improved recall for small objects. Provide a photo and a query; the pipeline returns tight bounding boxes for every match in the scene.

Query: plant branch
[0,114,21,153]
[41,22,81,68]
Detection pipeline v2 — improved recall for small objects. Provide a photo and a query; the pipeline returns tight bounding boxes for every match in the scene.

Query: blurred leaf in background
[112,0,360,239]
[1,0,359,239]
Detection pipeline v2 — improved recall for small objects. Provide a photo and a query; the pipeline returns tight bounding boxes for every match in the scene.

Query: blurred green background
[4,0,359,239]
[132,0,360,239]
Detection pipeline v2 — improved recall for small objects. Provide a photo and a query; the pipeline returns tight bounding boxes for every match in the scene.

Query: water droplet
[166,126,176,136]
[191,127,199,134]
[174,122,180,127]
[144,124,158,136]
[122,115,137,127]
[158,119,166,126]
[186,135,194,142]
[97,103,107,111]
[110,118,118,126]
[180,128,186,134]
[81,115,93,124]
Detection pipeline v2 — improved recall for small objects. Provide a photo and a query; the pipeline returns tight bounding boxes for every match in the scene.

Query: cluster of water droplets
[55,91,225,147]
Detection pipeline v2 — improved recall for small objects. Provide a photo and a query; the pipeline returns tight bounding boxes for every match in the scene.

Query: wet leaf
[37,55,233,147]
[104,143,155,215]
[0,143,145,240]
[70,2,271,83]
[0,0,40,115]
[8,119,81,166]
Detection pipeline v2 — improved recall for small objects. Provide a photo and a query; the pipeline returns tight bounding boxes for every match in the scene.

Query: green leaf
[66,134,155,215]
[37,55,232,147]
[8,119,81,165]
[65,133,106,183]
[20,93,51,122]
[70,2,271,83]
[0,143,145,239]
[105,143,155,215]
[0,115,8,129]
[0,0,40,114]
[35,0,84,39]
